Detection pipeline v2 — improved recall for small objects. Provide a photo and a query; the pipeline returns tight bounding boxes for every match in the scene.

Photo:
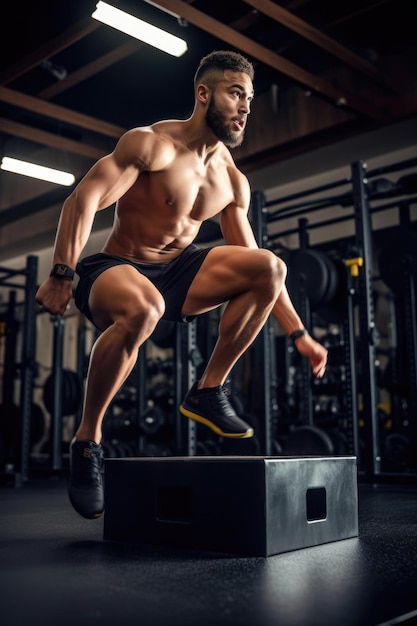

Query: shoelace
[73,448,103,483]
[220,385,231,397]
[213,387,238,417]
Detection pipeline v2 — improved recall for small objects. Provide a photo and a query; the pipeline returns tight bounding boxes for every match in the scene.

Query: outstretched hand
[35,277,73,317]
[294,334,328,378]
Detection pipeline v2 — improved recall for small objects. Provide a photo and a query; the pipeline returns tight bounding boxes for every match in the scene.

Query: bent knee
[274,254,287,282]
[257,249,287,284]
[93,292,165,335]
[123,295,165,335]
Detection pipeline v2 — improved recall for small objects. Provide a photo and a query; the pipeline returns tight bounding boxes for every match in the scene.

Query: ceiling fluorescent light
[91,1,187,57]
[1,157,75,186]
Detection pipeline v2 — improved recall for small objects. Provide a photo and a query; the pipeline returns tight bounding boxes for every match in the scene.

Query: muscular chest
[138,155,234,220]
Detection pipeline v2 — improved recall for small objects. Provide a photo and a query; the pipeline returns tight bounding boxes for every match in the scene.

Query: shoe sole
[179,405,254,439]
[68,493,104,519]
[81,512,104,520]
[69,502,104,519]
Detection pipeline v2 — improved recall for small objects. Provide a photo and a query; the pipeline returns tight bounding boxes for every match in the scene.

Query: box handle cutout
[306,486,327,522]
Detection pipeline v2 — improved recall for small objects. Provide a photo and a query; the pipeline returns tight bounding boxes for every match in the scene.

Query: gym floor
[1,472,417,626]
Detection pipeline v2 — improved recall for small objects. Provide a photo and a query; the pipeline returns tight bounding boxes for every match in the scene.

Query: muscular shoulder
[114,123,180,171]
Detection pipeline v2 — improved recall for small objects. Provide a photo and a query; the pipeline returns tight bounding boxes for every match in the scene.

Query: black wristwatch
[289,329,309,342]
[50,264,75,280]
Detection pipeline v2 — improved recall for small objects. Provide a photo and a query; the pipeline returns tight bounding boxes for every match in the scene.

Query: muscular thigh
[88,264,164,330]
[182,245,274,317]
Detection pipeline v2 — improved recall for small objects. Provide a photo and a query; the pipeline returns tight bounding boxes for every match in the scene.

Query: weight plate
[286,249,330,309]
[283,424,334,455]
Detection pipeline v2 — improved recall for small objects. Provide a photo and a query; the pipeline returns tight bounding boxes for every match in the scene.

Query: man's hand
[35,277,73,317]
[294,334,328,378]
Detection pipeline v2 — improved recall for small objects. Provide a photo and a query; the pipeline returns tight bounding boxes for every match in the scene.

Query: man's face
[205,70,254,148]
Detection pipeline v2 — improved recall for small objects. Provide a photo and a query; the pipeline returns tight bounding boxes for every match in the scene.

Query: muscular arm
[36,127,169,316]
[53,153,139,270]
[221,169,327,377]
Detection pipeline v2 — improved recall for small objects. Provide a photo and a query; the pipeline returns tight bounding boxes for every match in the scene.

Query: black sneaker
[180,382,254,438]
[68,439,104,519]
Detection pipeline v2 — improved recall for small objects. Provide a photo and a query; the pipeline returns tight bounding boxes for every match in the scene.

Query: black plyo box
[103,455,358,557]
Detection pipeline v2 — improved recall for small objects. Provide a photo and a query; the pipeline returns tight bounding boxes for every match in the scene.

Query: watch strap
[50,264,75,280]
[290,329,308,342]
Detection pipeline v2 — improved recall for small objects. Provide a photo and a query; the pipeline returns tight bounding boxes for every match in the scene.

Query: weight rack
[0,255,38,485]
[250,156,417,480]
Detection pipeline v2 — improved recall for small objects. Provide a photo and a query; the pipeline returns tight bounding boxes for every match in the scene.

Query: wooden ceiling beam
[0,118,105,160]
[152,0,390,121]
[242,0,396,92]
[39,40,145,99]
[0,87,125,138]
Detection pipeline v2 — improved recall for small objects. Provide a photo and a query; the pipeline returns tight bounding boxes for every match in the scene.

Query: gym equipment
[103,455,358,557]
[139,402,167,435]
[0,256,38,484]
[0,401,46,461]
[327,428,349,455]
[381,433,412,473]
[282,424,335,456]
[286,249,338,309]
[102,408,139,441]
[42,369,83,417]
[139,440,173,457]
[250,156,417,478]
[284,247,348,324]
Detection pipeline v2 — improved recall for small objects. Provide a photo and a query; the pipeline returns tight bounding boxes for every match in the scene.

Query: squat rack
[250,156,417,479]
[0,255,38,484]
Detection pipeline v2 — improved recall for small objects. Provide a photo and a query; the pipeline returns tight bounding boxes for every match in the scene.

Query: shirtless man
[36,50,327,520]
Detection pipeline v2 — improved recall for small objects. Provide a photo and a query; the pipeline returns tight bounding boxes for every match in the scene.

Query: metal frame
[0,255,38,484]
[252,155,417,480]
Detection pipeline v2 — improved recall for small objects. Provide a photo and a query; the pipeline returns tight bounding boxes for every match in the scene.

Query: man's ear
[196,83,210,105]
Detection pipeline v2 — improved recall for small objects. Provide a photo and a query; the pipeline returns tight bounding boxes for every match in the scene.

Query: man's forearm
[52,195,96,270]
[271,283,306,335]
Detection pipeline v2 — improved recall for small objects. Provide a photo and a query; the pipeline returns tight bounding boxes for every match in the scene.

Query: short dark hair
[194,50,254,88]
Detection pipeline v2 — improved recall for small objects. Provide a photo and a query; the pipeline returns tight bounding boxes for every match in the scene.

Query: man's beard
[206,97,245,148]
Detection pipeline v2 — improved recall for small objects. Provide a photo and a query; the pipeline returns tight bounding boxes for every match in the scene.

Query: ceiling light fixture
[91,1,187,57]
[1,157,76,186]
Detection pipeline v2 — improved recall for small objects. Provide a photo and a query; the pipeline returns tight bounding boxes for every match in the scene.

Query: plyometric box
[103,455,358,557]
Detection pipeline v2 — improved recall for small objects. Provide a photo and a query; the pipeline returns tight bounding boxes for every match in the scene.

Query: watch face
[55,264,68,276]
[51,264,74,279]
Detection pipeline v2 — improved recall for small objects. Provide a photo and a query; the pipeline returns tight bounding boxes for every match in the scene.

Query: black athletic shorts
[74,244,211,328]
